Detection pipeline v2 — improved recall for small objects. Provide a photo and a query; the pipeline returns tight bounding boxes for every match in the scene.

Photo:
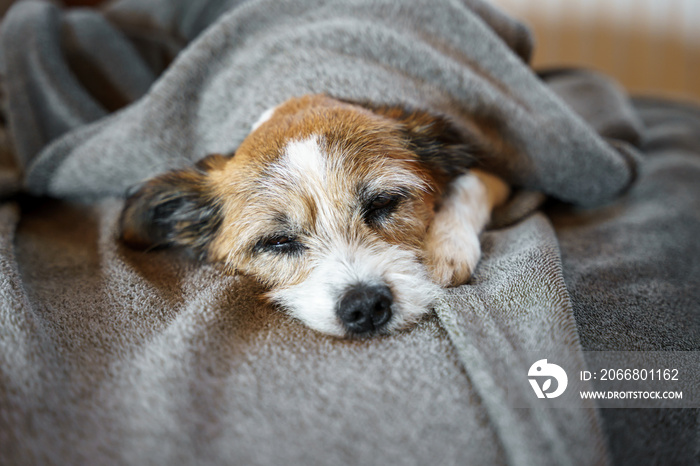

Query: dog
[119,94,510,337]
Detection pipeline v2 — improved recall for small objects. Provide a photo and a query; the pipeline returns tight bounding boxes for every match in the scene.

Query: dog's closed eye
[363,192,403,226]
[255,234,306,255]
[369,193,397,210]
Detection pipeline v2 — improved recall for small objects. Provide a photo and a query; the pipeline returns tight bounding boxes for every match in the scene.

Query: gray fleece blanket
[0,0,697,465]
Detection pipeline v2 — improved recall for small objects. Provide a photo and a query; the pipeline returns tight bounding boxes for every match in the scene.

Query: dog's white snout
[269,239,440,337]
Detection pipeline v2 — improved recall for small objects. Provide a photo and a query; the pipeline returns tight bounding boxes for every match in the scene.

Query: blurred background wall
[492,0,700,102]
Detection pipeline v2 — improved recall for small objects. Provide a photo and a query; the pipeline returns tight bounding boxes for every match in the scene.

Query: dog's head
[120,95,478,337]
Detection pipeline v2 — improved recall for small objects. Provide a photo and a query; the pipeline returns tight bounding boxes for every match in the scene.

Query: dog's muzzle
[337,283,393,335]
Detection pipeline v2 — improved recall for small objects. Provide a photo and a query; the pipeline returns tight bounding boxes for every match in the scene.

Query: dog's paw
[422,169,506,288]
[424,227,481,287]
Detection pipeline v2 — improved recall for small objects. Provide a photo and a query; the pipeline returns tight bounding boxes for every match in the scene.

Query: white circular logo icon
[528,359,568,399]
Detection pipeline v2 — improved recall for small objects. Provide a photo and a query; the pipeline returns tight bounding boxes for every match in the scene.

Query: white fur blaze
[282,136,327,181]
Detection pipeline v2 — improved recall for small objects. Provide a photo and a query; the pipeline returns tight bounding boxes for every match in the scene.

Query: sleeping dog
[120,95,509,337]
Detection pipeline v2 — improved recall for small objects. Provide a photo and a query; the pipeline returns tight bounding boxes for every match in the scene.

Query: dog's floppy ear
[119,154,229,256]
[364,103,483,183]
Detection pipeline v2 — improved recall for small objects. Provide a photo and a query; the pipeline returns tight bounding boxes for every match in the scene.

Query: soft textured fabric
[4,0,636,205]
[0,1,696,465]
[549,97,700,465]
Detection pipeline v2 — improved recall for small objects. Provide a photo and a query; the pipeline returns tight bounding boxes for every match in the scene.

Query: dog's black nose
[337,284,393,335]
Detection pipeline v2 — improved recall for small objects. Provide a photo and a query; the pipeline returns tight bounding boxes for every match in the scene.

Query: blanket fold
[435,213,608,466]
[3,0,636,206]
